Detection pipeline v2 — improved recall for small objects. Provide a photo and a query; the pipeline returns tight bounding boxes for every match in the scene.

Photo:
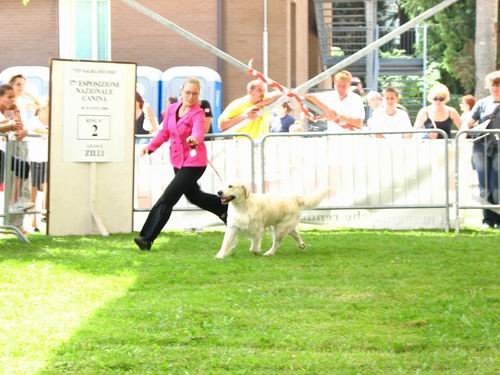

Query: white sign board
[49,59,136,235]
[57,60,134,162]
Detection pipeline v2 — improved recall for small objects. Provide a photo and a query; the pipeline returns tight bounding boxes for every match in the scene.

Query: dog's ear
[242,185,250,198]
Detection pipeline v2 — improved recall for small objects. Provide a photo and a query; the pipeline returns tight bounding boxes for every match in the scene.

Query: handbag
[422,110,439,139]
[473,104,500,143]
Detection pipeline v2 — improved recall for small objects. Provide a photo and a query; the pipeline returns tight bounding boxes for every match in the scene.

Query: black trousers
[139,166,227,242]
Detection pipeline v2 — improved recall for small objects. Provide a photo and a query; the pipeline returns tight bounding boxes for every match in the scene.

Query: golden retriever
[215,185,328,259]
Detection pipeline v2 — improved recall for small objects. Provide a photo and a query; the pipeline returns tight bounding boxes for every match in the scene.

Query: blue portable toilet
[0,66,49,99]
[136,66,163,120]
[161,66,222,133]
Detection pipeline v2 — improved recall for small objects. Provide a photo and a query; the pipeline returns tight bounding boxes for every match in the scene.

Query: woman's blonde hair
[427,83,450,103]
[181,77,201,91]
[333,70,352,83]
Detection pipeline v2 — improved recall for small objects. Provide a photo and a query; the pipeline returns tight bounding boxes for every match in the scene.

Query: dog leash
[207,158,224,183]
[190,145,224,183]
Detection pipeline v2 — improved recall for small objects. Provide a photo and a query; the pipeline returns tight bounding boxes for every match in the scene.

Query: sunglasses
[183,91,199,97]
[433,97,445,102]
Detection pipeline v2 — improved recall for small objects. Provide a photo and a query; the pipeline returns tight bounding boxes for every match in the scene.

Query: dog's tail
[297,187,329,209]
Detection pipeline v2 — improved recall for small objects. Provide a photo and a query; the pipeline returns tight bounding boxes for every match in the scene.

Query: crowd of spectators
[2,69,499,233]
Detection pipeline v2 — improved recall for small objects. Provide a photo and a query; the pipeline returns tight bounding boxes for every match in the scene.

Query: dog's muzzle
[217,190,235,205]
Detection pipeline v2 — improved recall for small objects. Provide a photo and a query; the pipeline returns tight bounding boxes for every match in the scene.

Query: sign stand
[90,162,109,236]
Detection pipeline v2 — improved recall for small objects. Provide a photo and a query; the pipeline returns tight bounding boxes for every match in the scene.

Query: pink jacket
[147,102,207,168]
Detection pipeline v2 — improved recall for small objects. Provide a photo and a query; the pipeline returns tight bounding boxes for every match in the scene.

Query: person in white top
[0,83,31,234]
[26,104,49,231]
[9,74,41,124]
[305,70,365,131]
[368,87,413,139]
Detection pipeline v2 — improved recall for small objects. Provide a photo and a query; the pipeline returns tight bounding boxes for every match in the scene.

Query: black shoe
[134,237,152,251]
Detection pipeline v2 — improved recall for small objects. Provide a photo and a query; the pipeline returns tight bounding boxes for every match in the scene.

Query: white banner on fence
[133,135,482,231]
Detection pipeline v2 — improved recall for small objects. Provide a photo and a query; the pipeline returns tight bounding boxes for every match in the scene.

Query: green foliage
[379,48,413,59]
[329,46,345,57]
[399,0,476,92]
[1,230,499,373]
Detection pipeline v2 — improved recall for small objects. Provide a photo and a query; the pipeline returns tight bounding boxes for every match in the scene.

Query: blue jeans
[472,142,500,225]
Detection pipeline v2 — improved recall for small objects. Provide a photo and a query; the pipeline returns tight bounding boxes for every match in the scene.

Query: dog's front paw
[215,252,226,260]
[262,250,275,257]
[250,249,260,255]
[298,242,306,249]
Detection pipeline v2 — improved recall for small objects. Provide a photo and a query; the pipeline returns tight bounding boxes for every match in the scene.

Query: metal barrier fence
[261,129,450,230]
[134,129,456,231]
[455,129,500,232]
[1,134,47,242]
[2,129,496,240]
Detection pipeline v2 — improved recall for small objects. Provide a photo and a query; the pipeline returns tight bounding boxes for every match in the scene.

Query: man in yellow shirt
[218,80,281,139]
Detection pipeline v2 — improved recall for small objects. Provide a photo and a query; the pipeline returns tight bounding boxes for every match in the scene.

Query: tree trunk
[474,0,499,97]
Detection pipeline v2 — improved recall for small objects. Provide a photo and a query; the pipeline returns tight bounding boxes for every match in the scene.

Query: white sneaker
[472,194,488,205]
[479,223,494,231]
[471,195,500,215]
[9,201,35,214]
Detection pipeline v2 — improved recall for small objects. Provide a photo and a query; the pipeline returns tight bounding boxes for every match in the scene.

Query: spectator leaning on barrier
[0,83,32,234]
[133,78,228,251]
[26,103,49,232]
[0,86,22,134]
[9,74,41,123]
[413,83,461,139]
[305,70,365,132]
[367,87,412,139]
[218,80,281,139]
[5,76,34,209]
[465,70,500,230]
[0,84,23,190]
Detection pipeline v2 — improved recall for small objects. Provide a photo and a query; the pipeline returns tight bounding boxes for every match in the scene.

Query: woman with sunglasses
[414,83,461,139]
[133,78,227,251]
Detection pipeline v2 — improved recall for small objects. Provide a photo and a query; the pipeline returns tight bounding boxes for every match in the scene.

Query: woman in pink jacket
[134,78,227,251]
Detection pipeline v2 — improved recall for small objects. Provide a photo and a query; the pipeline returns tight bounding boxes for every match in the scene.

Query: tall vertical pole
[422,24,428,107]
[365,0,377,90]
[263,0,269,77]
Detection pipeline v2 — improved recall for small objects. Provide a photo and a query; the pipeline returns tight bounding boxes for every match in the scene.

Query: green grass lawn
[0,229,498,374]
